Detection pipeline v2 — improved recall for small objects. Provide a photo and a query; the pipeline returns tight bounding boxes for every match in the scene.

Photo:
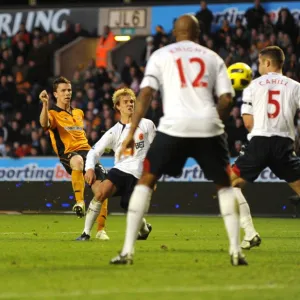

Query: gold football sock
[97,199,108,231]
[71,170,85,203]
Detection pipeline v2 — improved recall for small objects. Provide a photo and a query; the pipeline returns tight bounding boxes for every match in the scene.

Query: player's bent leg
[96,198,108,231]
[92,179,116,202]
[110,172,157,265]
[217,184,247,266]
[213,165,247,266]
[137,218,152,240]
[233,186,261,250]
[230,166,240,184]
[137,183,156,240]
[288,179,300,195]
[76,180,116,241]
[96,199,110,241]
[193,135,247,266]
[231,169,261,250]
[231,177,247,189]
[287,179,300,214]
[137,184,158,240]
[119,192,152,241]
[94,162,109,239]
[134,175,155,240]
[70,155,85,218]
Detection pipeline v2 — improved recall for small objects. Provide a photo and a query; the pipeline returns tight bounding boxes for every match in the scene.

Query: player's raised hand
[117,134,135,161]
[85,169,96,186]
[39,90,49,105]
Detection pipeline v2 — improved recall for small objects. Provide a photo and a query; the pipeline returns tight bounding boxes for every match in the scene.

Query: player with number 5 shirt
[231,46,300,251]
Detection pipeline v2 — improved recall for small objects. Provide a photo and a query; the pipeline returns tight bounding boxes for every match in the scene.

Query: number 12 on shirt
[176,57,208,88]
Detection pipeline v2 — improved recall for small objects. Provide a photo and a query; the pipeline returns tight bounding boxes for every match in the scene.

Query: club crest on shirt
[139,133,144,140]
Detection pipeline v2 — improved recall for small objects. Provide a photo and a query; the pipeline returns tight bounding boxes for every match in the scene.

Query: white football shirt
[85,118,156,179]
[140,40,234,137]
[241,72,300,141]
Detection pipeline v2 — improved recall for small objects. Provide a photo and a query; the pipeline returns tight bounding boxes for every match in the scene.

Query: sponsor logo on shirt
[64,126,83,131]
[135,141,144,149]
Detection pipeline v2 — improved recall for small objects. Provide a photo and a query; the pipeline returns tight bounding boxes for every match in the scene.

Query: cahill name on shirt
[258,78,288,86]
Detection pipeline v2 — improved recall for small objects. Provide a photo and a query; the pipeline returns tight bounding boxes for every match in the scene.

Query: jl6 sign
[108,9,146,29]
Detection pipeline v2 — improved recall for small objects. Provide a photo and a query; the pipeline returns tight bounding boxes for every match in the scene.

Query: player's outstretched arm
[85,131,114,172]
[85,133,112,185]
[39,90,50,128]
[217,93,233,122]
[130,87,153,135]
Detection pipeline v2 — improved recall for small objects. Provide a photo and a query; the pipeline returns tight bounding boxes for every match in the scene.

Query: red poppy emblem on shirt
[139,133,144,140]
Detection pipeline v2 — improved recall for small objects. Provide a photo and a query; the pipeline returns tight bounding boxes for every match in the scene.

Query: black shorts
[107,168,137,210]
[232,136,300,183]
[144,131,231,186]
[59,150,107,181]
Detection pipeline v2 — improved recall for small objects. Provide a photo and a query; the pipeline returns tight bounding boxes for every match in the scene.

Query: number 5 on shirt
[268,90,280,119]
[176,57,207,88]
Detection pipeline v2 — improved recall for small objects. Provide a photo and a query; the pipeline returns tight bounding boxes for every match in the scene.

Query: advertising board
[0,157,284,183]
[0,7,99,36]
[151,2,300,33]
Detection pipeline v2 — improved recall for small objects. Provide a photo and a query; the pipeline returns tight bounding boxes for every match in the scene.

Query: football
[227,62,252,91]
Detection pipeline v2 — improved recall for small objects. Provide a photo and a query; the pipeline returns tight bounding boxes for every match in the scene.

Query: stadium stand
[1,2,300,158]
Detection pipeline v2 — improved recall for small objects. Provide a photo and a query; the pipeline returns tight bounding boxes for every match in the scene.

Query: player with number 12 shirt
[231,46,300,250]
[110,15,245,266]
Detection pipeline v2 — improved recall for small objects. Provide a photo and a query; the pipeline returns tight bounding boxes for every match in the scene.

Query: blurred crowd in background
[1,0,300,158]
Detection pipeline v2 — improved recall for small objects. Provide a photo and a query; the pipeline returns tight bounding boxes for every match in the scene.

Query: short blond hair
[112,88,136,109]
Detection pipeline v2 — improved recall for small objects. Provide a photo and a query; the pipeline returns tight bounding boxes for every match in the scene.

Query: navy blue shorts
[107,168,138,210]
[60,150,107,181]
[232,136,300,183]
[144,131,231,186]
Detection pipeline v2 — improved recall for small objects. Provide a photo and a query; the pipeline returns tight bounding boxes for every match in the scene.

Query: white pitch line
[0,284,285,299]
[0,230,175,235]
[0,232,79,235]
[0,231,117,235]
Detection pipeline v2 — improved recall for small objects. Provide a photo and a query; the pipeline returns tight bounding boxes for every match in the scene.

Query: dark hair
[260,46,285,69]
[52,76,71,92]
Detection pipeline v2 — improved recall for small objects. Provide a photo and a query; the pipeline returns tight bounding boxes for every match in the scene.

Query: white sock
[83,198,101,236]
[121,185,152,256]
[218,187,240,255]
[234,187,258,240]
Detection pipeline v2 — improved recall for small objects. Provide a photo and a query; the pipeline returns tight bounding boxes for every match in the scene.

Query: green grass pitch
[0,215,300,300]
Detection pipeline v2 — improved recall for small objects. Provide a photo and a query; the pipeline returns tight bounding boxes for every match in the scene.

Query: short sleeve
[241,84,253,115]
[48,111,56,129]
[140,52,161,91]
[214,56,235,98]
[294,83,300,109]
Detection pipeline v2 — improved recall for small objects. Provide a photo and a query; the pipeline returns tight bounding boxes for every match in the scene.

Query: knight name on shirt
[169,46,207,54]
